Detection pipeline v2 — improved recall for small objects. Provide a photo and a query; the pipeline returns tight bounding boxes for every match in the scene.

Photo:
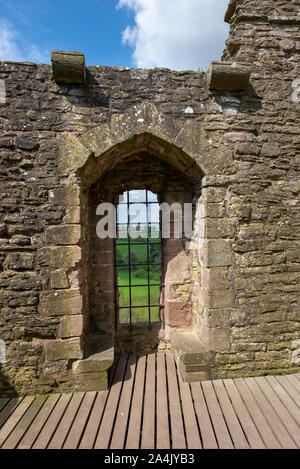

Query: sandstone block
[238,223,264,240]
[39,290,83,316]
[205,219,235,239]
[201,239,233,267]
[202,287,235,309]
[164,301,192,327]
[46,225,81,245]
[203,203,225,218]
[44,338,83,361]
[49,186,80,206]
[209,326,231,352]
[50,269,69,289]
[58,315,83,338]
[4,253,34,271]
[201,266,230,290]
[72,346,114,374]
[202,187,226,203]
[37,246,81,268]
[63,206,80,224]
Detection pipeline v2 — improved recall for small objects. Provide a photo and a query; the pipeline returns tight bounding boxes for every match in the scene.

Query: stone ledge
[72,345,114,374]
[72,338,114,391]
[170,330,211,382]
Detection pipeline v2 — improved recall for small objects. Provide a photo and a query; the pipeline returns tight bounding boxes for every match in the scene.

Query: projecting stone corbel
[51,50,86,85]
[207,61,252,92]
[225,0,237,23]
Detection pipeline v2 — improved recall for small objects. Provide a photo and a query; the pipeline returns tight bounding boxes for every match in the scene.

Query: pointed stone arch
[57,101,215,178]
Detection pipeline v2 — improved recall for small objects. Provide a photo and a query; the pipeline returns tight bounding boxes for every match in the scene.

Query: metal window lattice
[115,190,163,328]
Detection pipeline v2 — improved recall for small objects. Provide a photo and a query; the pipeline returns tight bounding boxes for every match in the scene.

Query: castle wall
[0,0,299,395]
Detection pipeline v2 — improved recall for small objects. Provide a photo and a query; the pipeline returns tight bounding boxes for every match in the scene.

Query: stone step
[170,330,211,382]
[72,336,114,391]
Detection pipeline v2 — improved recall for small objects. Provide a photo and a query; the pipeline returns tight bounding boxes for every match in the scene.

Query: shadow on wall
[0,365,16,397]
[213,84,263,122]
[55,69,110,109]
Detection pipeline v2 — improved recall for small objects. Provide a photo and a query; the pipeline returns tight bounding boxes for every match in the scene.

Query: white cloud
[118,0,230,70]
[0,19,48,63]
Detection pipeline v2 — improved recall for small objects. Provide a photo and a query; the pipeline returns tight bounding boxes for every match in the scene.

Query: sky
[0,0,229,71]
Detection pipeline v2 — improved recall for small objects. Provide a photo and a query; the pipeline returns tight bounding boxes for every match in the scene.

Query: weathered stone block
[4,253,34,270]
[37,246,81,268]
[202,287,235,309]
[49,186,80,206]
[205,219,235,239]
[261,142,281,157]
[46,225,81,245]
[201,239,233,267]
[201,266,230,290]
[58,315,83,338]
[39,290,83,316]
[50,269,69,289]
[209,326,231,352]
[238,223,264,240]
[44,338,83,361]
[15,137,39,151]
[202,187,226,203]
[63,206,80,224]
[72,346,114,374]
[203,203,225,218]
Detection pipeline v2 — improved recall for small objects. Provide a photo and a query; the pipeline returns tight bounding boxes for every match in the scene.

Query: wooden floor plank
[177,370,202,449]
[212,380,249,449]
[156,353,170,449]
[1,353,298,451]
[255,377,300,448]
[0,396,34,448]
[245,377,297,449]
[110,355,137,449]
[0,398,10,414]
[63,392,97,449]
[32,393,73,449]
[201,380,233,449]
[2,395,48,449]
[234,378,281,449]
[274,375,300,408]
[284,374,300,393]
[190,382,218,449]
[94,354,128,449]
[0,397,23,430]
[223,379,265,449]
[141,353,156,449]
[47,392,85,449]
[165,353,186,449]
[125,355,146,449]
[265,375,300,426]
[79,391,109,449]
[18,394,60,449]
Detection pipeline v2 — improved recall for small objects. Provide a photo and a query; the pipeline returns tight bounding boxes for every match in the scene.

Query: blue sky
[0,0,229,70]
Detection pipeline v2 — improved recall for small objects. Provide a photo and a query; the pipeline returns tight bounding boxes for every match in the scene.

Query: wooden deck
[0,353,299,449]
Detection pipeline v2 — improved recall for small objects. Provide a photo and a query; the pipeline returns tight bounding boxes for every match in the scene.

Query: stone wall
[0,0,299,395]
